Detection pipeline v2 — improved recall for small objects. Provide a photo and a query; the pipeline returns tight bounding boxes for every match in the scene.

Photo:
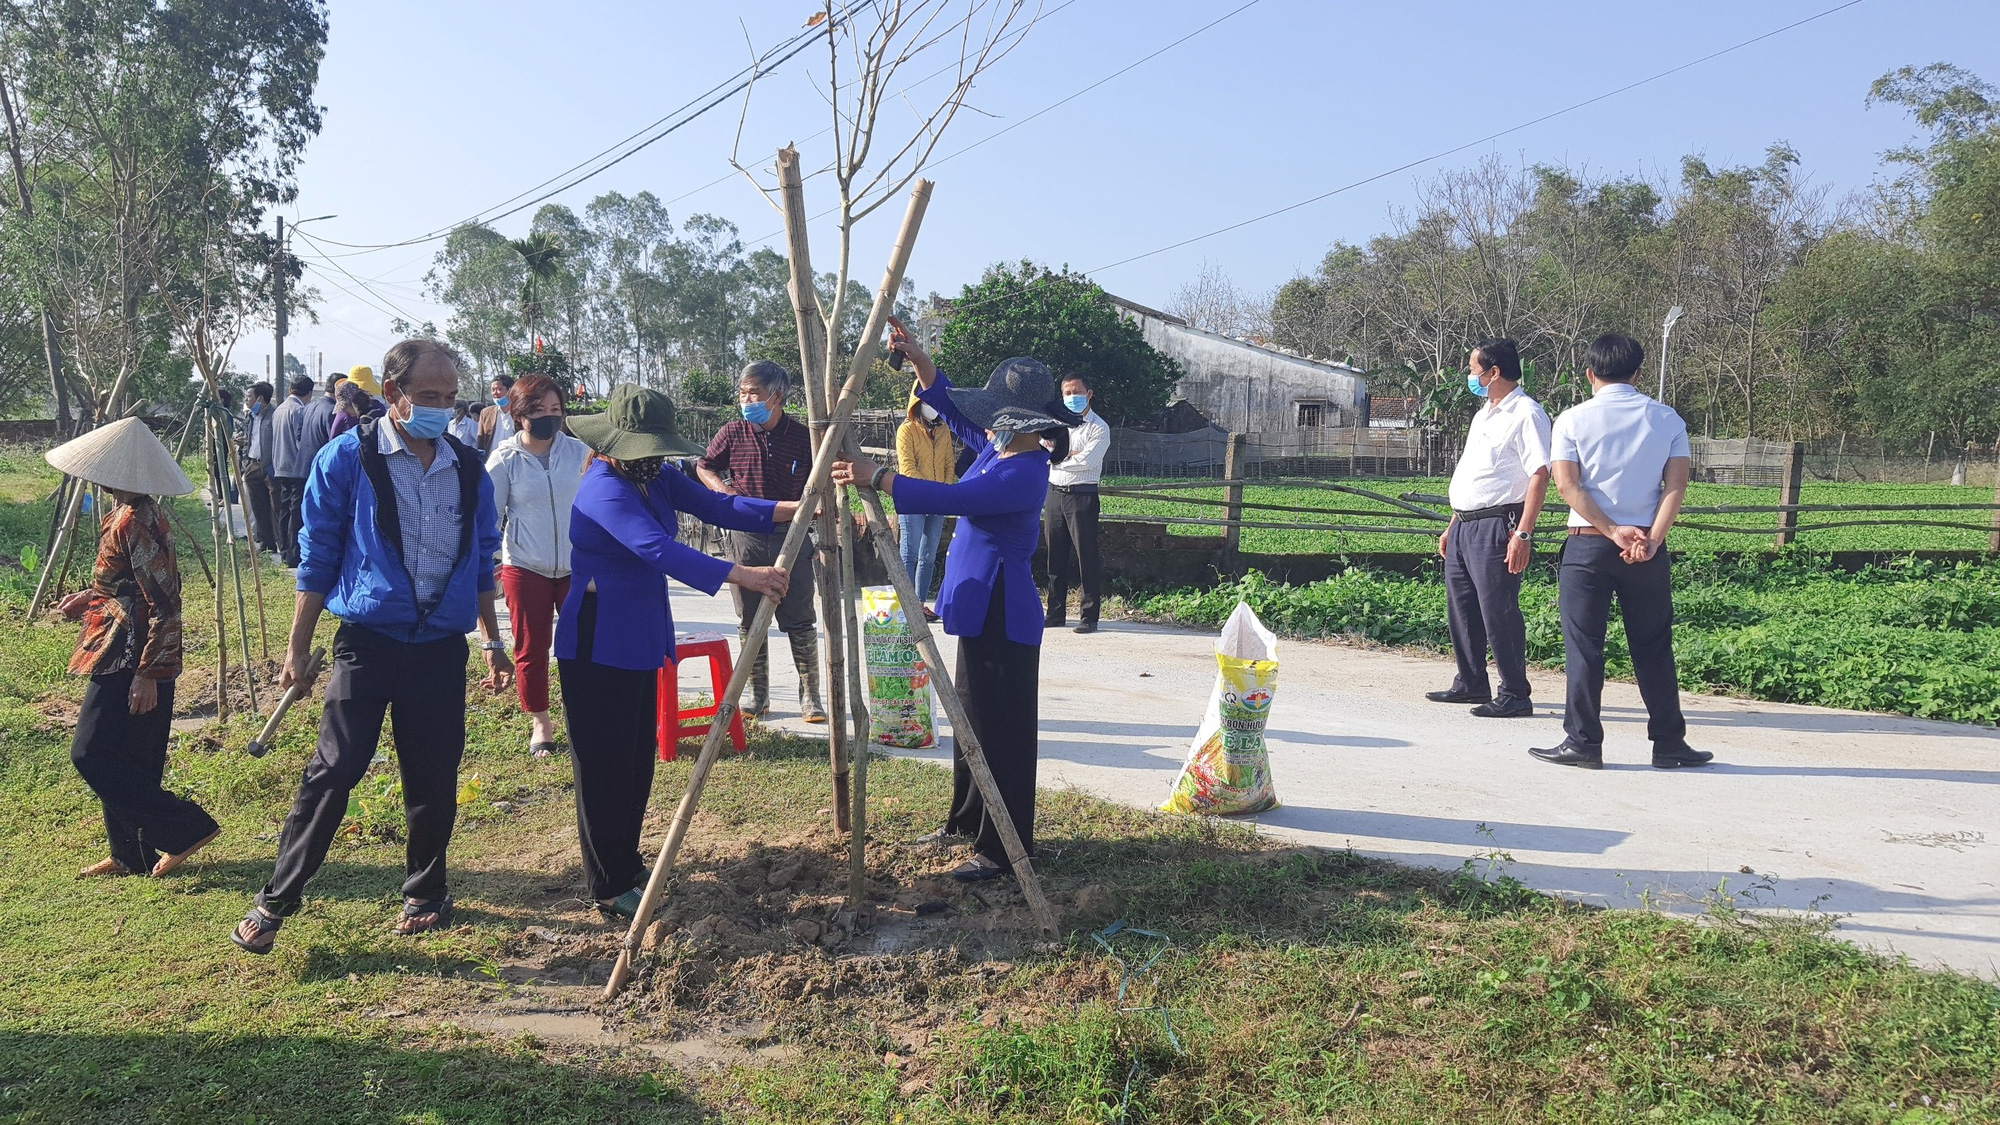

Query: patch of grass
[0,444,1995,1124]
[1128,553,2000,725]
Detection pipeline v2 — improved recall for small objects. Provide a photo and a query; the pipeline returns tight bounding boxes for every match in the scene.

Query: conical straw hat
[45,417,196,496]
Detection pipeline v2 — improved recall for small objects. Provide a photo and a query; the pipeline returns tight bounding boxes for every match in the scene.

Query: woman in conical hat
[46,418,221,878]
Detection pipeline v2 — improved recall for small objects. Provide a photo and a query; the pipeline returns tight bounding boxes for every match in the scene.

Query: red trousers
[498,565,570,714]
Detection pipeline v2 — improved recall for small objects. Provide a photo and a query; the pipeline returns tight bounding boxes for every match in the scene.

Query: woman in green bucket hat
[556,385,801,918]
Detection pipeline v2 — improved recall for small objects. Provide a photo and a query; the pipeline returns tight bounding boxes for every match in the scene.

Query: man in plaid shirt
[697,360,822,721]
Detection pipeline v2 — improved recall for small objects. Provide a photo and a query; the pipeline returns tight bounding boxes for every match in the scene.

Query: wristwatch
[481,640,506,652]
[1513,529,1533,542]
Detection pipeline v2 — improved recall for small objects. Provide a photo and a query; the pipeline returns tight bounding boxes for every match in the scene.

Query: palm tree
[509,231,564,345]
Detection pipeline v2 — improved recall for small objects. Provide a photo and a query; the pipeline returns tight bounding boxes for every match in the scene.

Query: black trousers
[1043,486,1102,625]
[259,625,467,914]
[1443,512,1530,704]
[272,476,307,565]
[948,578,1041,866]
[1558,534,1688,751]
[70,671,217,872]
[243,457,279,552]
[558,591,661,900]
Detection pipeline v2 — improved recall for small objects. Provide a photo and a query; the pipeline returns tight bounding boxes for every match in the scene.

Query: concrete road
[660,583,2000,979]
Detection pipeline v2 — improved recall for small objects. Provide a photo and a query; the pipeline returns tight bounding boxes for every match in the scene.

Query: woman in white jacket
[485,374,590,756]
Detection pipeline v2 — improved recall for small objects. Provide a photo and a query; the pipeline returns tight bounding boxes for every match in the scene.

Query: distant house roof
[1371,396,1418,422]
[1104,294,1188,327]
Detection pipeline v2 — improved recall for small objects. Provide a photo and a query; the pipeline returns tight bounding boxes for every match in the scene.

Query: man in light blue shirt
[267,376,315,566]
[1531,333,1712,771]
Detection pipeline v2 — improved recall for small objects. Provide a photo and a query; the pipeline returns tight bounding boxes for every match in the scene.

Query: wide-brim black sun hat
[567,384,704,460]
[944,357,1085,434]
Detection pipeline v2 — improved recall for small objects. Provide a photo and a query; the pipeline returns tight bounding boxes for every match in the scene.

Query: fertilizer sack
[861,586,937,749]
[1161,601,1280,815]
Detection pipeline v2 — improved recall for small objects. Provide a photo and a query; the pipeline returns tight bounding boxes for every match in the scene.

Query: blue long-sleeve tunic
[899,374,1052,646]
[554,460,775,671]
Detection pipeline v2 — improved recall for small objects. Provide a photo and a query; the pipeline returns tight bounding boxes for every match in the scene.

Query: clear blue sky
[277,0,1995,375]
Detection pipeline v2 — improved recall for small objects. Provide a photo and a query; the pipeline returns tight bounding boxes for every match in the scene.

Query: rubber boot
[739,629,771,718]
[790,627,827,724]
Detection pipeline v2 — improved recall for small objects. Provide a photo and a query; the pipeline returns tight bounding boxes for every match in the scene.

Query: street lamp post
[273,214,335,382]
[1657,305,1685,405]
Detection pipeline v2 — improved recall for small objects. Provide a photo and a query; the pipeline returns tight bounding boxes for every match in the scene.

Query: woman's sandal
[151,828,221,877]
[529,740,562,759]
[231,906,283,955]
[949,856,1008,883]
[396,895,454,935]
[79,857,135,878]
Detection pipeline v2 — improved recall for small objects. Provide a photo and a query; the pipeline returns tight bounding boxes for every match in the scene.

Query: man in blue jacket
[231,339,511,955]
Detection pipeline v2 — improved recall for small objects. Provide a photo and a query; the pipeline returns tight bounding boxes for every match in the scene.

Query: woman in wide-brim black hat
[832,317,1084,882]
[555,384,801,918]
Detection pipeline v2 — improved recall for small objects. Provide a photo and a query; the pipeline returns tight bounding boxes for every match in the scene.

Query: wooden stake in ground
[851,486,1058,936]
[601,180,934,1002]
[777,148,852,833]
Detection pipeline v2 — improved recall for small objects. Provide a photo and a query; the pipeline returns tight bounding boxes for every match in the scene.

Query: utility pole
[273,215,287,385]
[1658,305,1684,405]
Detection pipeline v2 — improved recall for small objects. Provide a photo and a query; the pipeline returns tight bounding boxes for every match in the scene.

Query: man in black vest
[231,340,509,955]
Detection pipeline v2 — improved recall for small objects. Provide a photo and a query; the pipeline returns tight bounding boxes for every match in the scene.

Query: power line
[1086,0,1871,274]
[743,0,1263,247]
[308,0,880,255]
[929,0,1871,324]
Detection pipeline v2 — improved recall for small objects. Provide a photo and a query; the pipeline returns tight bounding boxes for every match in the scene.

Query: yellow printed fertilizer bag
[1161,601,1280,815]
[861,586,937,749]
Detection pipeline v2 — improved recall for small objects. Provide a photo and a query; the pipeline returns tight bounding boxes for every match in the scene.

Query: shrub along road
[706,584,2000,979]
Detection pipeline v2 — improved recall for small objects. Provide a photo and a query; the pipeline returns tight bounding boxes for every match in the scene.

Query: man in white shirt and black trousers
[1426,339,1552,718]
[1532,332,1712,770]
[1044,373,1111,633]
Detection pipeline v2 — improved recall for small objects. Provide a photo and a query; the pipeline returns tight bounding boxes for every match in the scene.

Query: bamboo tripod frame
[602,173,1056,1002]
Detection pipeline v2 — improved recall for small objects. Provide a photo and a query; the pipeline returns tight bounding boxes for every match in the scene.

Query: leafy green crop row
[1103,477,1998,554]
[1128,552,2000,725]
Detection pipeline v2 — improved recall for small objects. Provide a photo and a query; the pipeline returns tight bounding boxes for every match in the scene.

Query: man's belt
[1567,526,1606,537]
[1051,483,1099,494]
[1453,502,1523,522]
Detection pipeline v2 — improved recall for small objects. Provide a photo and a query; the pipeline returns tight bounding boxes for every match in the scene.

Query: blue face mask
[1466,369,1490,398]
[1063,393,1089,416]
[401,403,452,440]
[494,396,510,408]
[250,401,263,416]
[742,400,772,426]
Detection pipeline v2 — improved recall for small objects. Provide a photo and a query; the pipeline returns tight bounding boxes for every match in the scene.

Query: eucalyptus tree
[0,0,326,419]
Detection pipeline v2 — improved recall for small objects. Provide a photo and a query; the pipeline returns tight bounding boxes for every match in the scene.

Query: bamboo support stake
[853,486,1058,936]
[839,482,871,908]
[602,179,934,1002]
[224,418,272,662]
[778,146,851,832]
[204,477,231,722]
[208,414,259,714]
[27,365,142,619]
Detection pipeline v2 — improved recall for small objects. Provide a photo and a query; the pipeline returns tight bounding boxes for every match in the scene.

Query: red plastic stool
[657,632,748,761]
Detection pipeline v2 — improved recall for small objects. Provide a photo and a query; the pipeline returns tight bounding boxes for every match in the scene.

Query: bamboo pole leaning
[602,179,935,1002]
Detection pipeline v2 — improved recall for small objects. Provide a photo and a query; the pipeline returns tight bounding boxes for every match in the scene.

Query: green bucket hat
[567,384,704,460]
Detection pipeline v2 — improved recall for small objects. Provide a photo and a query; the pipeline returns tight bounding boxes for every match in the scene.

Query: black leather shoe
[1470,699,1533,718]
[1073,621,1098,634]
[1045,617,1066,629]
[1652,743,1714,769]
[1529,741,1604,769]
[1425,688,1491,704]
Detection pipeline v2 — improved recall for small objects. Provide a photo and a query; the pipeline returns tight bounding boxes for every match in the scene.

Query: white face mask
[920,404,939,423]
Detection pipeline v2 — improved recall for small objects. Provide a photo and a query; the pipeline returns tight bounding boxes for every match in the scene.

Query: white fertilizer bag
[1160,601,1280,815]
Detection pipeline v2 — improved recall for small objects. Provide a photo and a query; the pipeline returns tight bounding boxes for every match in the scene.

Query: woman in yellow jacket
[896,382,956,619]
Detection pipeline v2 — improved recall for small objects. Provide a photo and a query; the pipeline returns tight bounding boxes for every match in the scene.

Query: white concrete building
[1109,295,1369,433]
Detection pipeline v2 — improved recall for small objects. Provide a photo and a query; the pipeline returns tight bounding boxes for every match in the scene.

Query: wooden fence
[1099,439,2000,563]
